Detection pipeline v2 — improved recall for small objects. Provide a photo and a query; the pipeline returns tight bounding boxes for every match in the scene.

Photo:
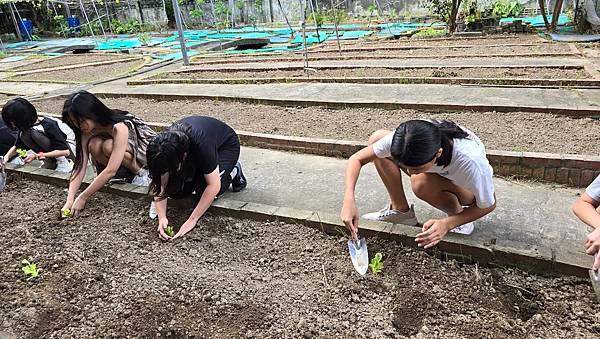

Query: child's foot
[231,161,247,192]
[149,201,157,220]
[132,168,150,186]
[55,158,73,173]
[450,222,475,235]
[362,204,418,226]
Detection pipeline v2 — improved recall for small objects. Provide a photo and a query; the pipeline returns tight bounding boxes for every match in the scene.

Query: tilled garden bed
[0,179,598,338]
[33,96,600,155]
[11,53,133,72]
[10,59,145,83]
[151,66,590,81]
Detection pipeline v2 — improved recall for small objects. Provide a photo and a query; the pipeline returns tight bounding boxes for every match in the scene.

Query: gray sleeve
[585,174,600,202]
[372,131,394,159]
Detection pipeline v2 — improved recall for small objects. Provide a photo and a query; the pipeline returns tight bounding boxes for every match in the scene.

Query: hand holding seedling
[585,227,600,270]
[70,196,88,217]
[157,217,171,241]
[171,218,197,240]
[416,218,450,249]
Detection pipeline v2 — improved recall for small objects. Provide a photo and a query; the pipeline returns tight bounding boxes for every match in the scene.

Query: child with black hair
[61,91,156,216]
[146,116,246,241]
[571,176,600,271]
[341,119,496,249]
[0,113,17,156]
[2,97,74,172]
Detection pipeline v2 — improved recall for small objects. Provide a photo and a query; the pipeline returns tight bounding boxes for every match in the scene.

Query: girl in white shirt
[341,119,496,249]
[572,175,600,271]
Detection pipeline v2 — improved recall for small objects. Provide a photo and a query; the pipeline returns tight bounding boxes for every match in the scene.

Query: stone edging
[4,164,590,277]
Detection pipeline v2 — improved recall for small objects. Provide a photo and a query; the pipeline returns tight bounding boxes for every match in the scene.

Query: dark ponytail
[391,120,468,168]
[147,122,196,199]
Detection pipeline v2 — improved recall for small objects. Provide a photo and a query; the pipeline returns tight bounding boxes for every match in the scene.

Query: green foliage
[61,208,71,218]
[236,0,245,10]
[21,259,39,280]
[369,252,383,275]
[16,149,28,158]
[165,226,175,237]
[413,28,447,38]
[138,32,152,45]
[309,11,326,27]
[325,8,348,24]
[213,0,231,29]
[110,19,154,34]
[190,9,204,19]
[427,0,452,22]
[490,0,523,18]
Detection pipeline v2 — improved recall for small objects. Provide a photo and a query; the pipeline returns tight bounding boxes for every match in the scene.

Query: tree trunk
[550,0,564,30]
[448,0,462,33]
[538,0,551,30]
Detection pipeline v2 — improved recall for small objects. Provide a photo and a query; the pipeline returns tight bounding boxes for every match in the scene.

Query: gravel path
[12,53,132,72]
[0,179,598,338]
[155,66,589,80]
[33,96,600,155]
[11,60,145,83]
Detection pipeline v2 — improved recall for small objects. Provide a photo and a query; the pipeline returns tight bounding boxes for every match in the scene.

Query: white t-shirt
[372,128,496,209]
[585,174,600,202]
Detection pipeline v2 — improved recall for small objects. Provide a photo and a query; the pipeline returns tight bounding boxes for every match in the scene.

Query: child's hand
[23,153,36,164]
[586,228,600,270]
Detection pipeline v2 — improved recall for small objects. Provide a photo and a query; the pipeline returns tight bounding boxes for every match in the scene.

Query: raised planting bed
[140,66,594,87]
[9,59,146,84]
[192,47,574,65]
[10,53,134,72]
[1,178,599,337]
[33,96,600,156]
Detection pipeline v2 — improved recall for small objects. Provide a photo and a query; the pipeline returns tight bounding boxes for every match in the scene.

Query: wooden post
[8,3,23,41]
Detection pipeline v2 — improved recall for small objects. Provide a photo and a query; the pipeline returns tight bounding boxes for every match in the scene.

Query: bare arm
[3,146,16,162]
[78,123,128,200]
[341,146,378,238]
[39,149,70,159]
[175,167,221,238]
[444,198,496,230]
[66,135,90,204]
[572,193,600,230]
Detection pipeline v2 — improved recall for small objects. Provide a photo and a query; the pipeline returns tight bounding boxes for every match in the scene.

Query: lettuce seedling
[61,208,71,218]
[369,252,383,275]
[165,225,175,237]
[21,259,39,280]
[16,148,27,158]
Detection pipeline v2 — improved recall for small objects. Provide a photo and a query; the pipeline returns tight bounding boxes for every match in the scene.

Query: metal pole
[330,0,341,56]
[172,0,189,65]
[9,2,23,41]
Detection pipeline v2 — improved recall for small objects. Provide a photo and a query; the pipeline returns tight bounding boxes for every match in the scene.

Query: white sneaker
[55,157,73,173]
[131,168,150,186]
[362,204,418,226]
[149,201,157,219]
[450,222,475,235]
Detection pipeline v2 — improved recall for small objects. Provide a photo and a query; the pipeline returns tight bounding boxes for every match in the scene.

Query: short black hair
[1,97,38,130]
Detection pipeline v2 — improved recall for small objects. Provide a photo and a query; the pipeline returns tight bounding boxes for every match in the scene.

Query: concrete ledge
[4,164,590,277]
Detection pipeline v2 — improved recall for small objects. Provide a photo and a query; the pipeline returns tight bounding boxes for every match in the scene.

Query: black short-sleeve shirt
[177,116,237,175]
[14,117,70,152]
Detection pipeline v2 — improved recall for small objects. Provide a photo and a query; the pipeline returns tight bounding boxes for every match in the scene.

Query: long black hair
[62,90,133,176]
[391,120,469,168]
[147,123,197,199]
[1,97,38,130]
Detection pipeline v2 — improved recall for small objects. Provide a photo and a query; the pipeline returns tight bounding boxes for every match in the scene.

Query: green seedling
[16,148,27,158]
[165,225,175,237]
[369,252,383,275]
[61,208,71,218]
[21,259,39,280]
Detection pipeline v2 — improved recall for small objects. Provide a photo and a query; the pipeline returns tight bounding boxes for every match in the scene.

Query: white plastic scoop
[590,252,600,302]
[348,237,369,275]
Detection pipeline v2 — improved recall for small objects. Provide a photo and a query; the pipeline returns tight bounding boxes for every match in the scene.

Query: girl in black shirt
[147,116,246,240]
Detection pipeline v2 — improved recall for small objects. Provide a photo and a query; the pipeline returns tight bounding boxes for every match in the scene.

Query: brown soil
[34,96,600,155]
[12,53,132,72]
[0,93,15,103]
[319,34,545,48]
[10,60,145,83]
[195,41,564,63]
[0,56,49,72]
[154,66,589,81]
[1,178,599,338]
